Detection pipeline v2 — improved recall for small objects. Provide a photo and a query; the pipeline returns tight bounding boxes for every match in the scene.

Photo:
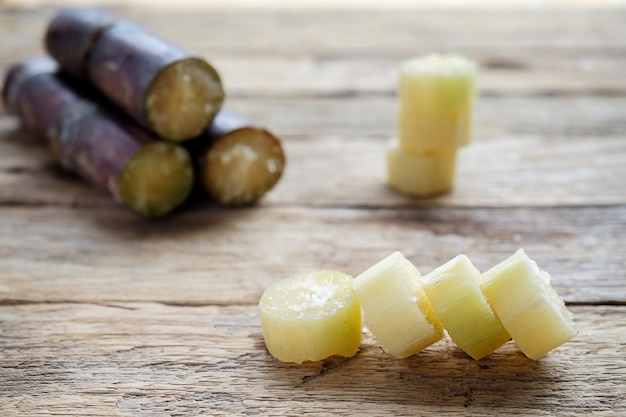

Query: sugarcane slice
[258,271,362,364]
[354,251,443,358]
[398,53,477,117]
[386,139,456,197]
[398,108,471,153]
[421,255,511,360]
[481,249,578,360]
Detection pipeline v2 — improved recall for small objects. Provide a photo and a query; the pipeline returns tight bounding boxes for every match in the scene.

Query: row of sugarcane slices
[258,249,578,363]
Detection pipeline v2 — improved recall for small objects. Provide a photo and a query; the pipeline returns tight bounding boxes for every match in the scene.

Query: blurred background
[2,0,625,9]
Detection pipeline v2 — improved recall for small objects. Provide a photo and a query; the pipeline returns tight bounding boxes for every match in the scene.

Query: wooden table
[1,4,625,415]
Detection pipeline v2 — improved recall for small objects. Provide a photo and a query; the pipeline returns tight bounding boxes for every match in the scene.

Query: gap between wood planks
[1,298,625,307]
[0,298,253,308]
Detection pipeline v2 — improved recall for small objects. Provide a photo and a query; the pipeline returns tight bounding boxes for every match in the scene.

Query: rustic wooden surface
[1,3,625,416]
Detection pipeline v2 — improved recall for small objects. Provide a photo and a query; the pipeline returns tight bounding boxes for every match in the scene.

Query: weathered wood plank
[4,93,625,143]
[4,8,626,58]
[274,135,626,207]
[0,205,623,305]
[207,56,626,98]
[5,93,626,139]
[2,127,625,208]
[1,303,624,415]
[3,8,626,95]
[129,8,626,57]
[5,54,626,98]
[3,10,626,101]
[223,95,626,138]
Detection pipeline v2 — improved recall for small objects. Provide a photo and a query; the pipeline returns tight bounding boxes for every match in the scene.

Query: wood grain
[1,4,625,416]
[1,303,624,415]
[2,127,626,208]
[0,204,623,305]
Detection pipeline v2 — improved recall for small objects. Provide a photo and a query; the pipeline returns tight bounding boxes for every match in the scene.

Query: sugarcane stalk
[45,8,224,142]
[3,57,194,217]
[44,8,116,78]
[196,108,286,206]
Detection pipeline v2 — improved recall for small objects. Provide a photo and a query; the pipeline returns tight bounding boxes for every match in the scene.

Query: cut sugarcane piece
[398,53,477,117]
[421,255,511,360]
[354,251,444,358]
[46,8,225,141]
[398,108,471,153]
[3,57,194,217]
[258,271,362,364]
[200,110,285,206]
[58,106,195,218]
[481,249,578,360]
[119,142,194,217]
[386,139,456,197]
[145,57,224,142]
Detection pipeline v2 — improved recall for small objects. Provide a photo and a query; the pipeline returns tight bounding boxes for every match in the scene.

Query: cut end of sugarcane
[119,142,194,217]
[258,270,362,364]
[146,57,224,141]
[481,249,579,360]
[354,251,444,358]
[421,254,511,360]
[202,127,285,206]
